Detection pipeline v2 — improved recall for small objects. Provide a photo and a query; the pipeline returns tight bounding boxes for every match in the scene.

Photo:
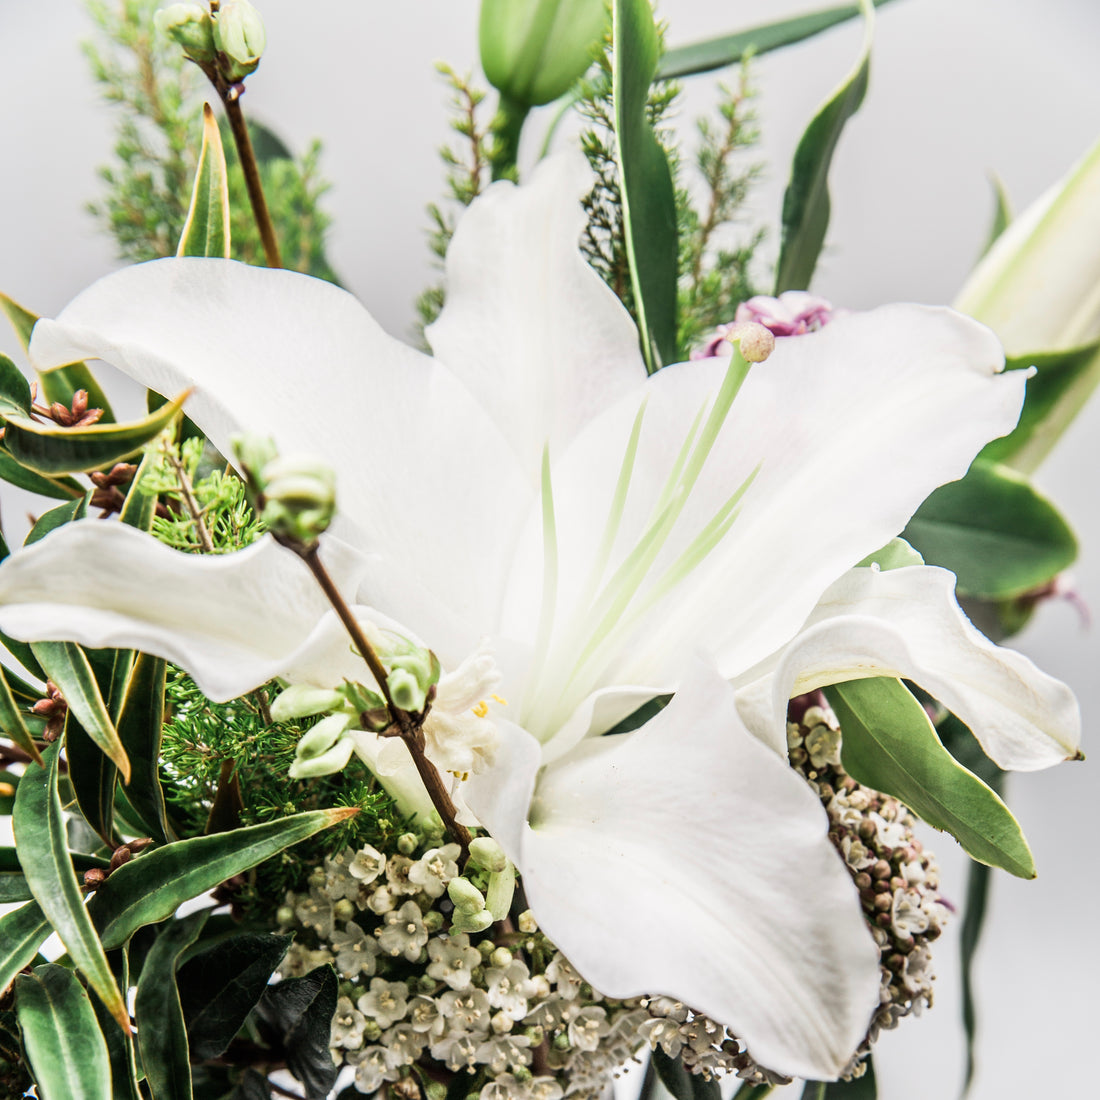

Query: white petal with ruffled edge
[734,564,1080,770]
[426,153,646,480]
[509,305,1025,747]
[463,662,881,1081]
[28,259,530,663]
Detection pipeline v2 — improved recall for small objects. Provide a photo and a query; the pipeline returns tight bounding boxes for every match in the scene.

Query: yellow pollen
[472,700,489,718]
[491,693,508,706]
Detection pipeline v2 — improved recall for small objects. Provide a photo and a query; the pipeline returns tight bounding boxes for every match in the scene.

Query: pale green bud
[155,4,217,63]
[479,0,607,107]
[447,876,487,915]
[397,832,419,856]
[333,898,355,923]
[489,946,512,969]
[388,667,428,713]
[260,453,337,544]
[287,736,354,779]
[450,908,494,936]
[468,836,508,873]
[213,0,266,80]
[517,909,538,934]
[295,712,351,758]
[232,433,278,489]
[270,684,346,722]
[485,862,516,922]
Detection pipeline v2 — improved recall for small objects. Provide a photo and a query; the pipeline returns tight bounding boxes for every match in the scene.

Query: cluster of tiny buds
[787,702,950,1077]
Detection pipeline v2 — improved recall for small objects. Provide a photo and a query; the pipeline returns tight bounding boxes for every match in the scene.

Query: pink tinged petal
[28,259,530,662]
[0,521,394,702]
[503,305,1025,739]
[464,663,881,1081]
[736,565,1080,771]
[425,153,646,480]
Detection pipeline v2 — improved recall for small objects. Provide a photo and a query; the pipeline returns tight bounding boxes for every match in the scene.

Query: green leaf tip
[178,102,232,259]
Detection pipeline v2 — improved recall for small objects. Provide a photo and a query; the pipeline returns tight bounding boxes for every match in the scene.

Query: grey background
[1,2,1097,1096]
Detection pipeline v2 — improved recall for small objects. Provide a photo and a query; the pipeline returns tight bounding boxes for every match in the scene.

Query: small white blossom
[568,1005,610,1052]
[367,885,396,915]
[378,899,429,961]
[351,1045,396,1093]
[406,994,443,1036]
[330,995,367,1050]
[358,977,409,1029]
[429,1031,481,1071]
[475,1032,533,1075]
[331,920,380,979]
[386,854,419,895]
[408,844,461,898]
[486,959,533,1021]
[348,844,386,884]
[438,988,492,1033]
[385,1022,428,1068]
[545,954,584,1000]
[427,934,481,990]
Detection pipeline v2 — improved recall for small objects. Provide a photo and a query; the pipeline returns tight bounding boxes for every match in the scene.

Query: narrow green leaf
[3,389,189,476]
[136,911,209,1100]
[25,492,91,546]
[824,1057,877,1096]
[89,950,143,1100]
[0,447,85,499]
[32,641,131,782]
[178,103,232,259]
[0,843,110,901]
[88,807,358,949]
[979,174,1013,260]
[0,353,32,417]
[825,678,1035,878]
[613,0,679,372]
[979,342,1100,470]
[116,653,174,845]
[0,900,52,991]
[0,660,42,765]
[119,437,164,531]
[801,1085,827,1100]
[179,932,292,1059]
[13,742,130,1029]
[774,0,874,292]
[902,461,1077,599]
[0,292,115,420]
[657,0,898,80]
[15,964,112,1100]
[65,708,119,847]
[651,1048,721,1099]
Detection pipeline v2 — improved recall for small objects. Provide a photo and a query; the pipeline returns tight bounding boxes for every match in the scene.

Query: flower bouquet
[0,2,1096,1099]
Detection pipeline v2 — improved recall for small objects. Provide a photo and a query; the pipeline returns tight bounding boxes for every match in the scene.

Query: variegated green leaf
[178,103,232,259]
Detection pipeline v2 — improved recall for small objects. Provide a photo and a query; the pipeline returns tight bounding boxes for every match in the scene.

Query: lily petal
[735,565,1081,770]
[464,662,881,1081]
[426,153,646,480]
[510,305,1024,743]
[28,259,530,659]
[0,521,391,701]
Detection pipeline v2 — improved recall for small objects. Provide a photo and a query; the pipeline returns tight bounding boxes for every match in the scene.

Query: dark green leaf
[902,461,1077,599]
[0,353,32,417]
[0,900,52,992]
[0,291,37,350]
[15,964,113,1100]
[800,1085,827,1100]
[179,932,292,1059]
[658,0,898,79]
[25,492,90,545]
[88,807,356,949]
[66,708,120,847]
[979,343,1100,469]
[255,966,338,1100]
[230,1070,273,1100]
[89,949,143,1100]
[0,769,19,815]
[823,1057,876,1096]
[825,678,1035,878]
[0,660,42,765]
[116,653,174,844]
[13,741,130,1028]
[191,1065,237,1100]
[651,1048,721,1099]
[0,445,85,499]
[775,0,873,292]
[32,641,131,782]
[178,104,232,259]
[613,0,679,372]
[3,389,189,476]
[119,441,162,531]
[136,911,209,1100]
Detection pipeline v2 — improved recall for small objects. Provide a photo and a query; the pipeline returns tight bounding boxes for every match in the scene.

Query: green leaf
[613,0,679,372]
[15,964,113,1100]
[0,291,114,421]
[66,708,120,847]
[0,843,110,902]
[979,174,1013,260]
[178,932,292,1059]
[902,461,1077,599]
[136,911,209,1100]
[658,0,898,79]
[254,966,338,1100]
[774,0,874,292]
[0,900,52,992]
[979,342,1100,470]
[32,641,131,782]
[651,1049,721,1099]
[178,103,232,259]
[88,950,143,1100]
[825,678,1035,878]
[0,660,42,765]
[13,742,130,1029]
[2,389,189,476]
[801,1085,827,1100]
[88,807,357,949]
[822,1057,877,1097]
[116,653,174,844]
[230,1069,274,1100]
[0,446,85,499]
[0,352,32,417]
[119,437,164,531]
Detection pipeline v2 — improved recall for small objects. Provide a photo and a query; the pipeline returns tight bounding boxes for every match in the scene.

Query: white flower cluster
[788,702,950,1077]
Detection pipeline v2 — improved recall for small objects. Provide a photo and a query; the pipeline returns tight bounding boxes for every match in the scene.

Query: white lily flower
[0,154,1080,1079]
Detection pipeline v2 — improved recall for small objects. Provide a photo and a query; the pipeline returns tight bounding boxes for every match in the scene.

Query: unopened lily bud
[155,3,217,63]
[270,683,345,722]
[213,0,266,80]
[261,453,337,544]
[468,836,508,873]
[450,908,494,936]
[480,0,607,107]
[388,667,428,713]
[447,876,487,915]
[287,735,354,779]
[485,862,516,922]
[294,712,352,758]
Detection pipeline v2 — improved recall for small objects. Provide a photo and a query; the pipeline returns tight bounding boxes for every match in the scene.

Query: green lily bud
[260,453,337,545]
[270,684,346,722]
[450,907,494,936]
[479,0,607,108]
[447,876,487,915]
[213,0,266,81]
[468,836,508,873]
[155,3,217,64]
[485,861,516,922]
[294,712,352,759]
[387,667,428,713]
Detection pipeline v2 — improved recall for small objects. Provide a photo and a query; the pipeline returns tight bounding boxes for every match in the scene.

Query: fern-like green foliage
[85,0,338,281]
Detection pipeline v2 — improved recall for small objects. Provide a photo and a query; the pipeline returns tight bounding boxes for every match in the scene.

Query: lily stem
[284,538,472,859]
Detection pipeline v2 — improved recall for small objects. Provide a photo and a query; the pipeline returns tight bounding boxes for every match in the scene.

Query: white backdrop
[1,2,1097,1097]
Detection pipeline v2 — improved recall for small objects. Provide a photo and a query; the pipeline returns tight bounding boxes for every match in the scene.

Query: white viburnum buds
[155,3,217,63]
[260,453,337,544]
